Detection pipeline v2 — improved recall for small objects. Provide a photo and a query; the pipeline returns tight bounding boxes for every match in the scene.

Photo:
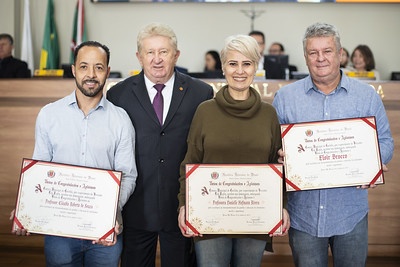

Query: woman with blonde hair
[177,35,290,267]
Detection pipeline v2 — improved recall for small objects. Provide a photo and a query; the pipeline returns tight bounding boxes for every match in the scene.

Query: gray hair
[220,34,261,67]
[303,22,341,54]
[137,23,178,53]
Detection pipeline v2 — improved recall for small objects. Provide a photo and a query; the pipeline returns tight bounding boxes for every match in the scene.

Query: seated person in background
[187,50,223,79]
[340,47,350,69]
[249,31,286,79]
[349,44,380,80]
[249,30,266,71]
[0,33,31,78]
[204,50,222,72]
[199,50,224,78]
[268,42,298,79]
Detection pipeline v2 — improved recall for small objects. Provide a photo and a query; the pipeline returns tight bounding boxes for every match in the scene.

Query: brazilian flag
[40,0,60,70]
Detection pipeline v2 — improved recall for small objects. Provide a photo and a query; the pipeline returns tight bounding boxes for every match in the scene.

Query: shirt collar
[339,70,350,93]
[66,91,78,106]
[66,91,106,111]
[304,70,349,95]
[144,73,175,92]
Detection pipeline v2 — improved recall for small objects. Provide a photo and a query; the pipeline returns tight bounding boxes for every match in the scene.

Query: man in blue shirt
[272,22,394,267]
[12,41,137,266]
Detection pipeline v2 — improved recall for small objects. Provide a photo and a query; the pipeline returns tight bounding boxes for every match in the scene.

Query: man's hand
[10,209,30,236]
[357,164,388,189]
[93,220,121,246]
[277,149,285,164]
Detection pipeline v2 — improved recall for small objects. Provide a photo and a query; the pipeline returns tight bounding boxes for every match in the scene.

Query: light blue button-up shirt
[272,73,394,237]
[33,91,137,211]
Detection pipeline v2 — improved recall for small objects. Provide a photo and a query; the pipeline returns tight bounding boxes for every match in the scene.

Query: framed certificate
[281,117,383,191]
[185,164,283,235]
[12,159,121,242]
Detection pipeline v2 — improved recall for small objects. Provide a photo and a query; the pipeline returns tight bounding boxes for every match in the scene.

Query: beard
[75,79,105,98]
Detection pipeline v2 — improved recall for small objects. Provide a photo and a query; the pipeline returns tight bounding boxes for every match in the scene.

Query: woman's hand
[270,208,290,237]
[178,206,199,238]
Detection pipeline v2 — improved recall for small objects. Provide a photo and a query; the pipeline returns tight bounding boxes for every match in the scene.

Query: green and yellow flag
[40,0,59,70]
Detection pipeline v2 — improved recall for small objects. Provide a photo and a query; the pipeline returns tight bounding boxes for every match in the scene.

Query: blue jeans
[289,215,368,267]
[44,235,122,267]
[194,237,266,267]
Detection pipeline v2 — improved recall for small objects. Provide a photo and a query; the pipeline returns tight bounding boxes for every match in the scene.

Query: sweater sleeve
[177,105,206,209]
[266,105,287,210]
[268,106,283,164]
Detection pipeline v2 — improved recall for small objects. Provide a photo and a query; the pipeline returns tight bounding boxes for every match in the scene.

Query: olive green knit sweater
[178,85,282,243]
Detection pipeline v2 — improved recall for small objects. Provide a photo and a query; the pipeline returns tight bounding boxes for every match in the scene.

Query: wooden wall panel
[0,79,399,256]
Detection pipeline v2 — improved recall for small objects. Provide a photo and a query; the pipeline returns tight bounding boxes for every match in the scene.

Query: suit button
[160,132,165,136]
[159,159,164,163]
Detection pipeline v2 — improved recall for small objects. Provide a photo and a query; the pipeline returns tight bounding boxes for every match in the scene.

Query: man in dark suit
[0,33,31,78]
[107,23,214,267]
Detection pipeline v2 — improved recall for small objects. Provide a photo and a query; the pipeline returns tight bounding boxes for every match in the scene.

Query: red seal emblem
[305,129,313,137]
[210,172,219,179]
[47,170,55,178]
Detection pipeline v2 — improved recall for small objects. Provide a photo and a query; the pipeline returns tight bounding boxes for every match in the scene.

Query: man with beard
[11,41,137,267]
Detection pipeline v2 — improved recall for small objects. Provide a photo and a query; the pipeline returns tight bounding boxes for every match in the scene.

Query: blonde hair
[137,22,178,53]
[220,35,261,68]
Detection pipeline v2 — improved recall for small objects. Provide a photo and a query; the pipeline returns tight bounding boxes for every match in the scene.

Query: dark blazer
[107,70,214,232]
[0,56,31,78]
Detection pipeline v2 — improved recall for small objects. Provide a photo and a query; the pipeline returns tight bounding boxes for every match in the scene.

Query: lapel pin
[179,87,184,91]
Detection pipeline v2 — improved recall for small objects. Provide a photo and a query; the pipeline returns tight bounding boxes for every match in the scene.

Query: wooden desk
[1,79,399,256]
